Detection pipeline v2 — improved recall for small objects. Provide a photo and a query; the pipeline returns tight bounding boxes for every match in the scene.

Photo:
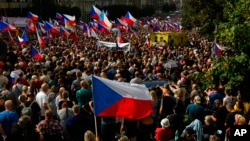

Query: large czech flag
[124,12,137,26]
[92,76,152,119]
[31,45,42,60]
[0,20,11,31]
[27,12,38,21]
[91,5,101,19]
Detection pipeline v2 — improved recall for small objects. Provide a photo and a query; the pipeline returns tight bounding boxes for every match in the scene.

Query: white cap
[161,118,170,128]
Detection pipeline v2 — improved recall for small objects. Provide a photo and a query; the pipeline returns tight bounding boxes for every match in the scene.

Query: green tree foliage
[193,0,250,100]
[182,0,226,37]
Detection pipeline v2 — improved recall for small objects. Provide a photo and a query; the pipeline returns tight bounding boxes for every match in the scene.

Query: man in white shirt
[36,83,49,120]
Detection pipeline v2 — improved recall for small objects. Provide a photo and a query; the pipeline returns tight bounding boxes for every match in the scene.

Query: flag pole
[94,116,98,139]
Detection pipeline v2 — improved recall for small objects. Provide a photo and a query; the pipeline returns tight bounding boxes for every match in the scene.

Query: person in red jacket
[155,118,172,141]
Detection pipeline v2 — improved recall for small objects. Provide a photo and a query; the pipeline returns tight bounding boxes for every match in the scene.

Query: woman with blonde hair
[235,114,247,125]
[18,86,28,100]
[84,130,100,141]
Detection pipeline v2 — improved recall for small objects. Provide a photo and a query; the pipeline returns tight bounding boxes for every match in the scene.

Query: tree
[182,0,226,38]
[194,0,250,100]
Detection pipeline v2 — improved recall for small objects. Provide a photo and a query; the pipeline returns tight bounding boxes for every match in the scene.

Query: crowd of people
[0,15,248,141]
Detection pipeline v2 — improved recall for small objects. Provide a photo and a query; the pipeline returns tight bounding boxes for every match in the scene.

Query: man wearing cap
[186,96,205,122]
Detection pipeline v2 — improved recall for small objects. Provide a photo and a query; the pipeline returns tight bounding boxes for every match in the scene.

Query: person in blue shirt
[186,96,205,123]
[0,100,19,141]
[107,63,117,80]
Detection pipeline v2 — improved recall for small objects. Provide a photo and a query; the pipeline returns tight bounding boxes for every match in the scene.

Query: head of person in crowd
[184,127,196,141]
[161,118,170,129]
[118,136,129,141]
[193,96,201,105]
[18,115,32,128]
[27,93,35,101]
[234,114,246,125]
[72,105,80,115]
[213,99,221,109]
[41,83,49,93]
[204,115,214,126]
[45,110,53,123]
[209,135,220,141]
[5,100,13,111]
[84,130,96,141]
[226,103,235,112]
[80,80,88,89]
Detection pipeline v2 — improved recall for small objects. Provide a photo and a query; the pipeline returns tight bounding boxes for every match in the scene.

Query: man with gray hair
[36,83,49,120]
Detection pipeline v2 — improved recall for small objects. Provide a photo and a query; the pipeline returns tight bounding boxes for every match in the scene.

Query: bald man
[76,80,92,108]
[0,100,18,140]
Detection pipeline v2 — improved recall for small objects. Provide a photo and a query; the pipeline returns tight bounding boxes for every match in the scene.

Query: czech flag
[116,29,123,47]
[17,36,26,45]
[60,27,70,37]
[45,22,60,34]
[116,18,128,26]
[78,20,84,26]
[53,20,60,27]
[99,11,112,29]
[83,24,90,37]
[124,12,137,26]
[36,29,45,48]
[92,76,152,119]
[105,10,109,16]
[21,32,28,42]
[0,20,11,31]
[25,20,35,33]
[27,12,38,21]
[215,43,223,55]
[153,25,161,32]
[31,45,42,60]
[91,5,101,19]
[56,12,62,20]
[62,14,76,25]
[98,23,110,34]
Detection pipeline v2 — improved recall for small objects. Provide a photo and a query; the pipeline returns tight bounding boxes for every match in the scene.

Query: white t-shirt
[36,91,48,116]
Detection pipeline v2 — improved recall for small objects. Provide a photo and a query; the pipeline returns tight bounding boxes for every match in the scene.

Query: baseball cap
[214,99,221,104]
[194,96,201,104]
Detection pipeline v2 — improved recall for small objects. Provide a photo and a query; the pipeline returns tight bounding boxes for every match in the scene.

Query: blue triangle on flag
[92,76,123,116]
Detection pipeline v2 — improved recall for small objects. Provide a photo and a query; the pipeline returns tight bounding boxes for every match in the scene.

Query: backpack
[21,101,35,117]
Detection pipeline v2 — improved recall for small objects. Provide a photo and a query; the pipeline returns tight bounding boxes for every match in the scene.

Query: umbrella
[164,61,179,69]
